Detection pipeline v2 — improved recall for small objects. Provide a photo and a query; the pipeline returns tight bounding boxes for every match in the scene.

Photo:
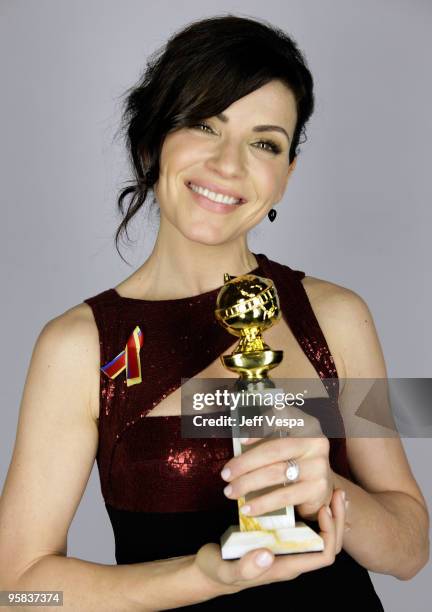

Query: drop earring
[268,208,277,222]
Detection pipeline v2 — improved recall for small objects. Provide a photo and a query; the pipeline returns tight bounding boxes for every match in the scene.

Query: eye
[253,140,282,155]
[191,123,282,155]
[191,122,214,133]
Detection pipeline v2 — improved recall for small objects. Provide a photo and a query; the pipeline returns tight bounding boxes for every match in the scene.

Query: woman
[0,14,428,611]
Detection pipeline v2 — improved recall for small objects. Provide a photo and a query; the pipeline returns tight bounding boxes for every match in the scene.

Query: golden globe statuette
[215,272,324,559]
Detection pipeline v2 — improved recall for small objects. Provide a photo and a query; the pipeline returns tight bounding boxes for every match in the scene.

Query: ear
[276,157,297,203]
[288,156,297,174]
[286,156,297,182]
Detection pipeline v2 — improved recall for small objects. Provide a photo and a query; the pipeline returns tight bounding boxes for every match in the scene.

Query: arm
[322,287,430,580]
[0,305,223,611]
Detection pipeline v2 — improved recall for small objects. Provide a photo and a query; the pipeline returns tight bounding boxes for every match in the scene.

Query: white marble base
[220,522,324,560]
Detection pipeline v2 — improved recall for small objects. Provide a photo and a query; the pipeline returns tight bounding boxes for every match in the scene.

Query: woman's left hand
[220,420,335,522]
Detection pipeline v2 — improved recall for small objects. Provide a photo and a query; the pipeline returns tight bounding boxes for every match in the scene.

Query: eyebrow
[216,112,291,143]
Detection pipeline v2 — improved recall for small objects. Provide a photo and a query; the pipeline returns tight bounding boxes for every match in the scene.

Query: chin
[180,222,232,246]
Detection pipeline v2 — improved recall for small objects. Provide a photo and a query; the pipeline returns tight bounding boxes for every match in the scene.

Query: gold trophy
[215,271,324,559]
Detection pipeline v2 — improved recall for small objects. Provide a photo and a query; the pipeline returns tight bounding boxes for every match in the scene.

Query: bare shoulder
[42,301,99,359]
[38,301,100,423]
[300,274,386,379]
[300,274,372,322]
[301,274,359,303]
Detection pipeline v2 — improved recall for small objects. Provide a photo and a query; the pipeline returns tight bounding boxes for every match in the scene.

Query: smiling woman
[0,12,428,612]
[153,80,298,237]
[113,15,311,264]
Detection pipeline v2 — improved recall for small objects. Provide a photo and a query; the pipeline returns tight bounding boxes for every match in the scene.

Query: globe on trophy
[215,271,324,560]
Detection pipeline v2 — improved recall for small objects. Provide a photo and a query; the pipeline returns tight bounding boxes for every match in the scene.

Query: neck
[132,222,259,301]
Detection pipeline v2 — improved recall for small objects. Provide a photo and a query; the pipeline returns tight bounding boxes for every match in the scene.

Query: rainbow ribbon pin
[101,326,144,387]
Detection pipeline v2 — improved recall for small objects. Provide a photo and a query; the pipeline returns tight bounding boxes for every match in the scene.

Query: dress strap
[256,253,339,401]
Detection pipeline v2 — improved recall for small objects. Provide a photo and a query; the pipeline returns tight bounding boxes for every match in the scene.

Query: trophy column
[215,272,324,559]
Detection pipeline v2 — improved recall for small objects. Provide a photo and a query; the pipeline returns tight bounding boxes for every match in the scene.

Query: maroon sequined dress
[84,253,384,610]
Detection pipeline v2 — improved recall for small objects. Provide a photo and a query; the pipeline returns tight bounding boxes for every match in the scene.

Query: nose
[205,138,246,179]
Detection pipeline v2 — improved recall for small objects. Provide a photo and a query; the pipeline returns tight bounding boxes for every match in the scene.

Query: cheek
[160,133,205,173]
[154,137,188,201]
[253,165,285,202]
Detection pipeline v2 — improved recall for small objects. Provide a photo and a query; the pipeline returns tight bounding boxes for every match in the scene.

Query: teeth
[189,182,241,205]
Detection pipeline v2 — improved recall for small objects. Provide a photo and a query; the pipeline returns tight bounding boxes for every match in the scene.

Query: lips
[185,180,247,203]
[186,182,246,214]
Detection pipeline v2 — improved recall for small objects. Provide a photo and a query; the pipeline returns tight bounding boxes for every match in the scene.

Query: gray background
[1,0,431,609]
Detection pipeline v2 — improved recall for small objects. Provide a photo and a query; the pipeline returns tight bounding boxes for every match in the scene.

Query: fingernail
[326,505,333,518]
[341,490,346,502]
[256,551,273,567]
[223,485,232,496]
[345,500,349,512]
[240,505,251,515]
[221,468,231,481]
[239,437,249,444]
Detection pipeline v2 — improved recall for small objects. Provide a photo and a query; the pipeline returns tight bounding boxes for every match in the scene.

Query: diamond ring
[284,458,300,484]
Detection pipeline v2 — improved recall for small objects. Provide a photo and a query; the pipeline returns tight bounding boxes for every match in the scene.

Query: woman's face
[153,79,298,245]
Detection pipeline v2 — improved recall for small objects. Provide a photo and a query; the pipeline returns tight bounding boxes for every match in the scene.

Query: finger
[331,489,347,554]
[238,480,315,517]
[224,455,330,501]
[221,437,315,482]
[195,543,275,587]
[222,547,276,583]
[239,437,258,445]
[273,400,324,427]
[237,399,326,441]
[272,402,326,439]
[281,409,324,439]
[255,502,337,584]
[315,503,338,565]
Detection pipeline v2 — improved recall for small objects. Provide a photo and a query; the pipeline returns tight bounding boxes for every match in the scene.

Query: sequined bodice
[83,253,351,513]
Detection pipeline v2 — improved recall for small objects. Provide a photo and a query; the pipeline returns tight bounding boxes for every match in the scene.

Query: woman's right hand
[194,488,346,596]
